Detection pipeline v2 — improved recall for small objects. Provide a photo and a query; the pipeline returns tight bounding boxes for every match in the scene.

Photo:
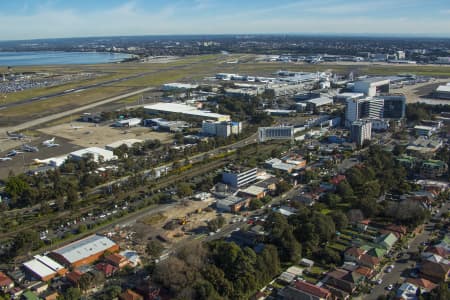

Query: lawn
[328,242,348,251]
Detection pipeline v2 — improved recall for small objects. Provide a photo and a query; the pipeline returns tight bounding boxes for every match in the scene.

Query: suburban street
[365,201,449,299]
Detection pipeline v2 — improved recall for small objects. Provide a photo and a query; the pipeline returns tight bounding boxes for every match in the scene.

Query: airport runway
[0,86,154,135]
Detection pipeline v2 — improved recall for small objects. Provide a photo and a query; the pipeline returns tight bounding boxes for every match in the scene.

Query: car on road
[386,267,393,273]
[376,278,383,285]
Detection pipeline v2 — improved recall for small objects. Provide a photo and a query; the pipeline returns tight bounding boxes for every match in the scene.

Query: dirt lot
[129,201,222,245]
[37,121,173,148]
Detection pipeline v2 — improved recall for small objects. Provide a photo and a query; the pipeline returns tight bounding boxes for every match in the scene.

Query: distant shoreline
[0,51,134,66]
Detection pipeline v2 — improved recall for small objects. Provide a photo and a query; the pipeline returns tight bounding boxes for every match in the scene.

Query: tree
[147,240,165,258]
[250,198,264,210]
[276,181,292,195]
[330,210,349,231]
[177,182,193,198]
[207,216,226,232]
[59,288,82,300]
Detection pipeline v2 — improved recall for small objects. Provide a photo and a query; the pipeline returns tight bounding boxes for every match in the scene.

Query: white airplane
[0,157,12,162]
[70,124,84,130]
[42,137,60,147]
[7,150,23,157]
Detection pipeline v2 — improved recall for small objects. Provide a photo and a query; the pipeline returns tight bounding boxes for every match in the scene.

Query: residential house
[420,261,450,283]
[41,290,59,300]
[358,254,380,269]
[420,160,448,178]
[343,247,380,269]
[396,282,418,300]
[324,268,364,294]
[384,224,408,239]
[0,271,14,292]
[426,246,449,258]
[406,278,437,292]
[279,280,332,300]
[354,266,374,278]
[135,284,161,300]
[32,282,48,294]
[344,247,365,263]
[105,253,129,269]
[95,262,118,277]
[375,233,398,250]
[300,258,315,269]
[296,192,319,206]
[366,247,386,259]
[119,289,144,300]
[356,219,370,232]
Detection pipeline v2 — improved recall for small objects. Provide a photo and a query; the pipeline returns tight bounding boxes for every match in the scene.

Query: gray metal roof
[52,235,116,264]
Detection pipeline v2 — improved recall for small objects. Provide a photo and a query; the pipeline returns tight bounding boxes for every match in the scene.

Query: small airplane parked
[21,144,39,152]
[42,137,60,147]
[70,124,84,130]
[7,150,23,157]
[0,157,12,162]
[6,131,26,140]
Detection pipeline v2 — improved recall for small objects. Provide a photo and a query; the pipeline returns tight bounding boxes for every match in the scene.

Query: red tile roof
[359,254,380,267]
[0,272,13,287]
[119,289,143,300]
[330,175,346,185]
[426,246,448,257]
[406,278,438,291]
[95,262,118,276]
[106,253,127,266]
[294,280,331,298]
[359,219,370,225]
[345,247,364,257]
[66,270,83,284]
[355,266,373,277]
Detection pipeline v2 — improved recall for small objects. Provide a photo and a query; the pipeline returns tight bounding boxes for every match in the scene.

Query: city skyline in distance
[0,0,450,41]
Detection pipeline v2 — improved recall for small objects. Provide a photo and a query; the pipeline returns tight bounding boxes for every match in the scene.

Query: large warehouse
[144,102,230,122]
[434,84,450,99]
[69,147,117,163]
[23,255,67,281]
[49,234,119,268]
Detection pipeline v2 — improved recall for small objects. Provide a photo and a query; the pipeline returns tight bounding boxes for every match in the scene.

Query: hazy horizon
[0,0,449,41]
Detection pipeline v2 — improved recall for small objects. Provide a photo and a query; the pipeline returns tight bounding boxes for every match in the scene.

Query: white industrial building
[353,78,390,96]
[202,120,242,138]
[258,126,294,142]
[69,147,117,162]
[105,139,143,150]
[144,102,230,122]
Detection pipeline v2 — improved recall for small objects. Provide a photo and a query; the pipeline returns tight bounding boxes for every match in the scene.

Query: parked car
[387,284,393,291]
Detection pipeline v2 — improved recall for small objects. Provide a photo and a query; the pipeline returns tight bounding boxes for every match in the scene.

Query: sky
[1,0,450,40]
